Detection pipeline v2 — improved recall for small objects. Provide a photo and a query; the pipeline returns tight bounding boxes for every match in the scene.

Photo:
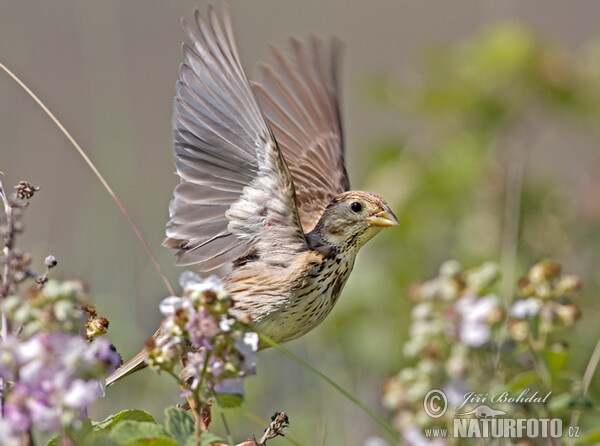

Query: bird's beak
[367,208,399,227]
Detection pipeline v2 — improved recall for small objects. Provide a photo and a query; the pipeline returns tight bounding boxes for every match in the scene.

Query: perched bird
[107,5,397,386]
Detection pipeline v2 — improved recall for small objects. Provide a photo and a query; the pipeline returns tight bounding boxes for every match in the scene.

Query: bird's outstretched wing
[164,6,307,271]
[252,36,349,233]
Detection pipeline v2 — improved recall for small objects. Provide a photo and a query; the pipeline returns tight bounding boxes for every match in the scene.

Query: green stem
[219,409,235,446]
[258,332,399,440]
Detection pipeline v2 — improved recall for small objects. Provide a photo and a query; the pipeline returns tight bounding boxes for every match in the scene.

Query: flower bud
[439,260,462,277]
[509,320,529,342]
[87,317,109,339]
[517,276,535,297]
[556,275,582,294]
[529,260,561,283]
[556,304,580,326]
[44,255,57,269]
[486,306,505,325]
[465,262,499,292]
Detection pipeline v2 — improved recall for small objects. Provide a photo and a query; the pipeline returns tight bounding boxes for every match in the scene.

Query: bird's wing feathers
[252,36,349,233]
[164,6,306,270]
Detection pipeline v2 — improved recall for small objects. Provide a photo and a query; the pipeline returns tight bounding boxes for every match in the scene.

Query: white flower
[459,321,490,347]
[402,337,427,357]
[510,297,542,318]
[412,302,432,320]
[64,379,99,409]
[180,271,223,293]
[219,315,235,332]
[0,419,20,446]
[159,296,193,317]
[455,294,499,347]
[238,332,259,353]
[236,332,258,372]
[456,294,498,322]
[419,281,440,300]
[439,260,462,277]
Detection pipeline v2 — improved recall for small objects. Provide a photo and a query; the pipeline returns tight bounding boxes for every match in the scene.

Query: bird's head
[310,191,398,252]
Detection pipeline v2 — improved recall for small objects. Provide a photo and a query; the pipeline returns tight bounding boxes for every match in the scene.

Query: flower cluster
[508,260,581,345]
[2,279,108,341]
[144,272,257,402]
[384,261,504,432]
[0,178,121,443]
[383,260,582,443]
[0,280,121,443]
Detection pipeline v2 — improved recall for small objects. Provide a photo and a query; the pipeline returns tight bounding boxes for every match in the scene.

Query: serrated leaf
[94,409,156,431]
[164,407,195,445]
[216,393,244,409]
[83,431,119,446]
[110,420,168,443]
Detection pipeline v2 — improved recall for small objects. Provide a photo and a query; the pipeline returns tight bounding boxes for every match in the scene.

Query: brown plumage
[107,5,397,386]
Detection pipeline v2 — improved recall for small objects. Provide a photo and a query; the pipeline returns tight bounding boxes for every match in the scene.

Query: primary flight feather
[107,5,397,386]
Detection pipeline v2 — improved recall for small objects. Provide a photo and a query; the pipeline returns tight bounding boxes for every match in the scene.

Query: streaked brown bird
[107,5,398,386]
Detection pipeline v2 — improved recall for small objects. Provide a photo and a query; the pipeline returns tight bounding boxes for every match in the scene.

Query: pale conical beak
[367,208,399,227]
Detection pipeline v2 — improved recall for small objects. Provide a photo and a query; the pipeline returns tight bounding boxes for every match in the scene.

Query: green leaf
[124,438,179,446]
[82,431,119,446]
[183,432,224,446]
[94,409,157,431]
[547,392,574,412]
[542,347,569,377]
[507,371,541,391]
[546,392,595,414]
[164,407,195,445]
[575,427,600,444]
[110,420,168,443]
[216,393,244,409]
[47,419,95,446]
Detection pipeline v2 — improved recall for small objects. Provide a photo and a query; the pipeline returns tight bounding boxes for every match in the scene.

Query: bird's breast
[225,250,356,346]
[271,251,355,343]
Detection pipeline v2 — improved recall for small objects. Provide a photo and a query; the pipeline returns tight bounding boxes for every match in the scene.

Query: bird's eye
[350,202,362,213]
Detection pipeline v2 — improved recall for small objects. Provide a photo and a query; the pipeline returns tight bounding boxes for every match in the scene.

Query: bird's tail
[106,349,147,387]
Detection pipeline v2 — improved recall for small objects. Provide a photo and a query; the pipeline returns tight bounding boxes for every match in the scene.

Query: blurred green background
[2,1,600,444]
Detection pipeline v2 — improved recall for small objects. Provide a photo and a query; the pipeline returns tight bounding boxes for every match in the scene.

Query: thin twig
[0,178,16,303]
[493,134,527,372]
[256,412,289,445]
[0,62,175,296]
[0,178,14,416]
[212,412,290,446]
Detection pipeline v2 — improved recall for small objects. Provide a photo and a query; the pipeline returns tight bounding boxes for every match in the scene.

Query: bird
[106,4,397,386]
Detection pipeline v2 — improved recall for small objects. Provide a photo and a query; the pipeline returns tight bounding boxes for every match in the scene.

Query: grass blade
[0,61,175,296]
[258,332,399,440]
